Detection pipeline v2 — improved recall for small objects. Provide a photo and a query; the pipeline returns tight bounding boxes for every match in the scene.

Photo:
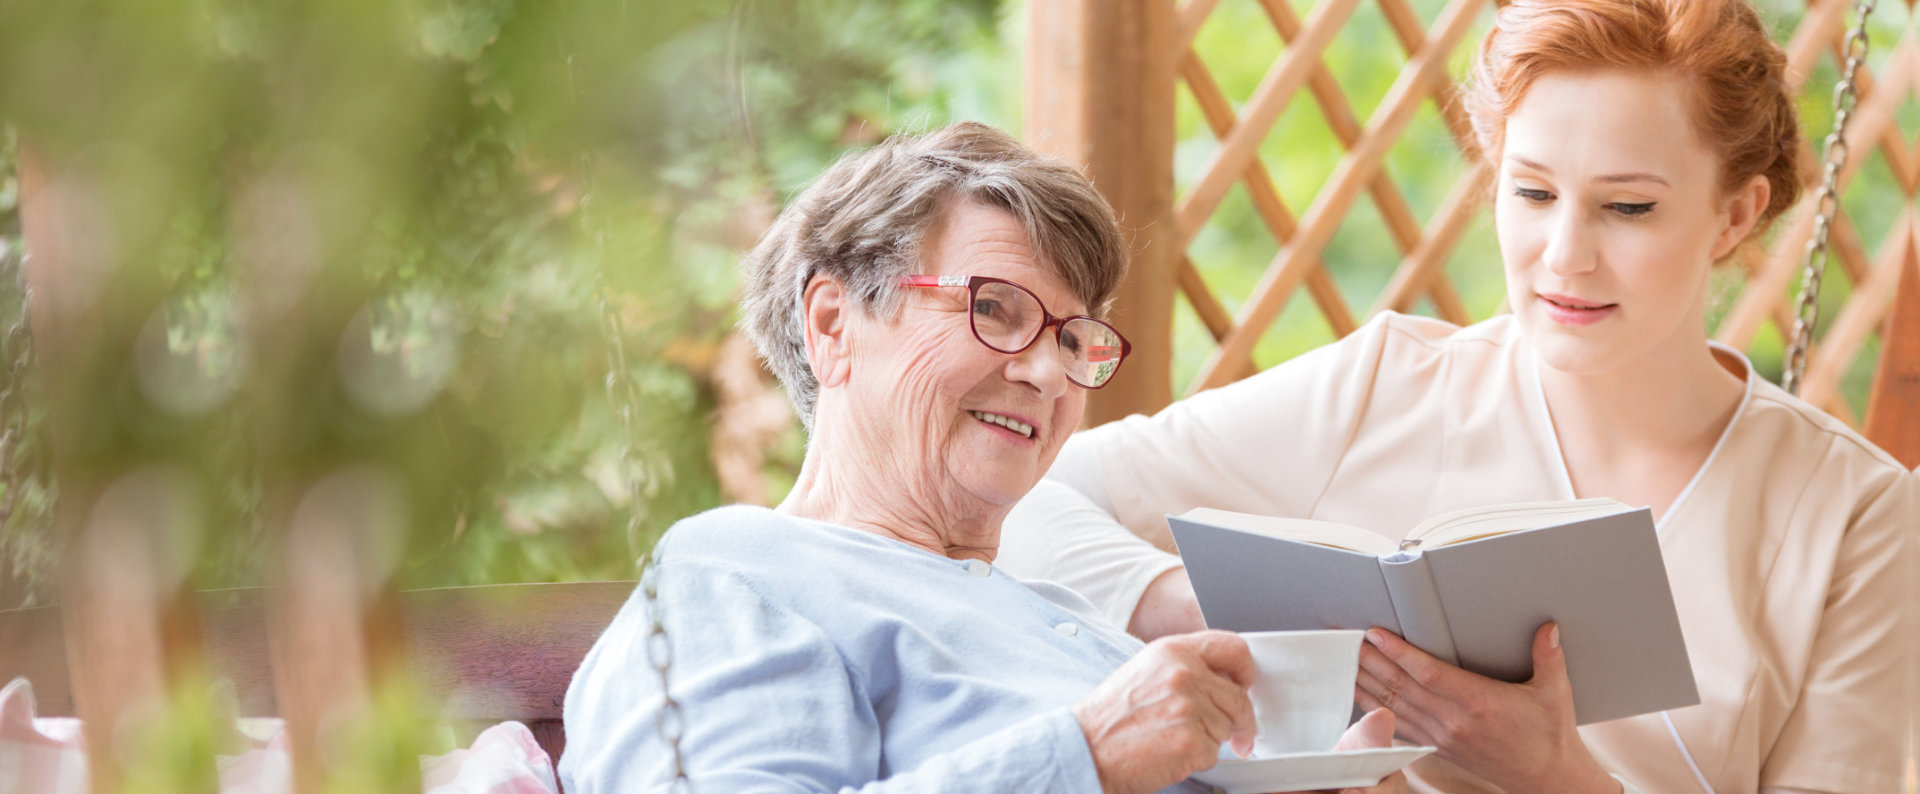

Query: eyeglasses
[900,274,1131,389]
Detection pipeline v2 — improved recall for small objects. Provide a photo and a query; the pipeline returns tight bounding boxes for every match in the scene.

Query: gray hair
[740,122,1130,429]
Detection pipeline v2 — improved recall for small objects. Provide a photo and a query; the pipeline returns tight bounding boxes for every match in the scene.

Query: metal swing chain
[1785,0,1878,396]
[597,293,693,794]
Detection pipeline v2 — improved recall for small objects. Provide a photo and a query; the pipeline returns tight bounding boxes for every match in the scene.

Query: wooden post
[1025,0,1177,425]
[1864,240,1920,469]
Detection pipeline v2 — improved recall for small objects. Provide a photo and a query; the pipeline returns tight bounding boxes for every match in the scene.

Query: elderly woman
[558,122,1403,794]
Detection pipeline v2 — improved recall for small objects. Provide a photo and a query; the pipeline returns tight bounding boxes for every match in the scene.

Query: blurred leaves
[0,3,1017,783]
[0,0,1012,607]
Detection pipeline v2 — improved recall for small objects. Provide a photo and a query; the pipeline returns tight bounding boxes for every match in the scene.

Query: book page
[1168,514,1405,637]
[1407,498,1631,548]
[1174,508,1396,556]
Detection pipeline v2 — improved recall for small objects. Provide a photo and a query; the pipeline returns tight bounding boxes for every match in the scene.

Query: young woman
[996,2,1916,792]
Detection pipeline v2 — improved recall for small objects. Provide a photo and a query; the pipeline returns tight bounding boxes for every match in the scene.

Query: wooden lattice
[1150,0,1920,444]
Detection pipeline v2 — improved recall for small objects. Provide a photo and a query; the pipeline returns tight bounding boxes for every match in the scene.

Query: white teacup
[1240,629,1365,757]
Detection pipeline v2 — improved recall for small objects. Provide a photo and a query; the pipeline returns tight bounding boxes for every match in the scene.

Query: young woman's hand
[1074,630,1258,794]
[1353,623,1619,794]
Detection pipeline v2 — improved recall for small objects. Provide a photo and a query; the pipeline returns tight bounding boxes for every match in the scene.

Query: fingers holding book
[1353,624,1620,794]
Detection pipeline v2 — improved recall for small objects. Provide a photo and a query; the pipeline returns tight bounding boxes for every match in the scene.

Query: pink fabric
[218,718,295,794]
[421,722,562,794]
[0,677,89,794]
[0,677,561,794]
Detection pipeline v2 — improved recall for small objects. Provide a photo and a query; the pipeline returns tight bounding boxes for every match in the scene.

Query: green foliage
[0,0,1016,607]
[0,2,1014,784]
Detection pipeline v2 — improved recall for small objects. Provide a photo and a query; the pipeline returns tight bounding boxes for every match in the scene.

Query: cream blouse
[996,312,1915,793]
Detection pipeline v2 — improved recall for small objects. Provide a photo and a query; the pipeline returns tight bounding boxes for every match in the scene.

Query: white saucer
[1189,746,1435,793]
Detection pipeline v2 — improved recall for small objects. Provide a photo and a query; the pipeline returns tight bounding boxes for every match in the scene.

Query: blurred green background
[0,0,1898,608]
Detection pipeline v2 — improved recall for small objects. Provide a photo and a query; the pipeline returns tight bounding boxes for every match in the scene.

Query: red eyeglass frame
[899,274,1131,389]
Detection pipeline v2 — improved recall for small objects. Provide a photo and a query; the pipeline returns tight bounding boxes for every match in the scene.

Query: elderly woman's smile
[969,410,1035,440]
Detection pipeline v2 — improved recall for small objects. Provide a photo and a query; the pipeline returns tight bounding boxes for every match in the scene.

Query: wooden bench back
[0,581,635,763]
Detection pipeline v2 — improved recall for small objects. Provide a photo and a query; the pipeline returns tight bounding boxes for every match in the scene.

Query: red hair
[1466,0,1802,228]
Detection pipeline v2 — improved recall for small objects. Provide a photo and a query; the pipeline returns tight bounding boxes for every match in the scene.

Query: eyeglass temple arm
[900,275,970,288]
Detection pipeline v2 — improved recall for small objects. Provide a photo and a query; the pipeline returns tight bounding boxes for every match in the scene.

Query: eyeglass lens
[971,281,1125,388]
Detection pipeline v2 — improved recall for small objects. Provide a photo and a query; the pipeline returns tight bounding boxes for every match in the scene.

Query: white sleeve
[996,477,1183,630]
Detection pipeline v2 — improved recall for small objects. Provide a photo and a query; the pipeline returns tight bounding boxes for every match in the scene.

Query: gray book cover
[1168,507,1699,725]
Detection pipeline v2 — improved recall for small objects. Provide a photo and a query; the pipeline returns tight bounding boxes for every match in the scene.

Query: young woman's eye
[1513,187,1553,203]
[1607,202,1656,218]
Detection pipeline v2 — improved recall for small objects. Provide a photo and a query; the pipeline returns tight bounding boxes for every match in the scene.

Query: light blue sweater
[558,505,1210,794]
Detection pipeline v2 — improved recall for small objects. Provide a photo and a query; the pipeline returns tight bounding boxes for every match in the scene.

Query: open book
[1167,498,1698,725]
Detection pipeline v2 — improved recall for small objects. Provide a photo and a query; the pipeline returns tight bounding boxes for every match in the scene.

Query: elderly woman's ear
[802,273,856,390]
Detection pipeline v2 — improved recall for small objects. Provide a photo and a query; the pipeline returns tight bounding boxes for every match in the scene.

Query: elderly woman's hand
[1072,630,1258,794]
